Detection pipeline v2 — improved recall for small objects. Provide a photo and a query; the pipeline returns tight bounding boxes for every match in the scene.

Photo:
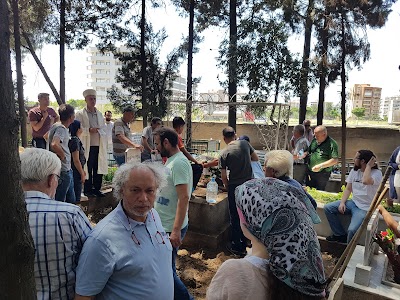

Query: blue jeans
[324,200,367,243]
[168,225,194,300]
[114,154,125,166]
[55,169,76,203]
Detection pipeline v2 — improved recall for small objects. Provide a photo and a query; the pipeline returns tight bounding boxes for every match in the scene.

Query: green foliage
[107,85,136,114]
[67,99,85,110]
[352,107,366,119]
[103,167,117,183]
[111,24,186,121]
[306,187,345,204]
[383,203,400,215]
[306,105,318,119]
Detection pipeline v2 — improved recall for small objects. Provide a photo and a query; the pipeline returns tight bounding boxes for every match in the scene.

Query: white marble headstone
[125,148,141,164]
[363,209,380,266]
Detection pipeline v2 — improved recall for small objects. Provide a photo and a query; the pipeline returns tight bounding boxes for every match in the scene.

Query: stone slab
[343,245,400,299]
[354,263,372,286]
[364,210,379,266]
[183,225,230,250]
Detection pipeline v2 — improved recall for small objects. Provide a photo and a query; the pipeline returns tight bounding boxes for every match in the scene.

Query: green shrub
[104,167,117,183]
[383,202,400,215]
[306,185,346,204]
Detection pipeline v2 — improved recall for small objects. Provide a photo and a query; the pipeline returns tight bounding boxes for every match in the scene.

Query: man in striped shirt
[20,148,92,300]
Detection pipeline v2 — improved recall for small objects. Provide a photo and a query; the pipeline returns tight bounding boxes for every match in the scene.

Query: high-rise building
[380,96,400,119]
[86,46,191,104]
[349,84,382,117]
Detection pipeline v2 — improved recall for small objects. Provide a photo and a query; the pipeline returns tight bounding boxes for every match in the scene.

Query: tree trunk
[340,10,347,186]
[228,0,237,130]
[185,0,194,149]
[0,0,36,297]
[21,29,62,105]
[59,0,66,104]
[12,0,27,147]
[141,0,148,127]
[299,0,314,124]
[317,8,329,126]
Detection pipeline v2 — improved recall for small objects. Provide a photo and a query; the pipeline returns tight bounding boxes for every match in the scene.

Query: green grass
[307,187,344,204]
[383,203,400,215]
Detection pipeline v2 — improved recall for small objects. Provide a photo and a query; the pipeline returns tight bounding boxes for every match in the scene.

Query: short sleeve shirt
[28,107,57,138]
[68,137,86,171]
[141,126,154,156]
[75,203,173,300]
[112,118,132,156]
[307,136,339,172]
[49,124,71,171]
[155,152,193,232]
[220,140,255,185]
[294,137,309,164]
[347,168,382,211]
[178,135,184,149]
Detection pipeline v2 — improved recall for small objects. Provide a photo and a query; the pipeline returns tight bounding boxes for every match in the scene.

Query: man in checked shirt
[20,148,92,299]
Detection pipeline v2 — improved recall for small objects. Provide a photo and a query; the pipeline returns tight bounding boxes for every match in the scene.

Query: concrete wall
[130,122,400,161]
[25,119,398,161]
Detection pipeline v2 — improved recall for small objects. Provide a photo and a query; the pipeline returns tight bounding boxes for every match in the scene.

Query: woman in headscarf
[207,178,326,300]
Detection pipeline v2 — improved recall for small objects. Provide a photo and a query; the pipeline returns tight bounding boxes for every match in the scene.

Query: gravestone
[125,148,141,164]
[354,209,379,286]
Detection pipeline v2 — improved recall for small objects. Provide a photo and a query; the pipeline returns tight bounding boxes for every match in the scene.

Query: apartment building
[380,96,400,119]
[86,46,190,104]
[349,84,382,117]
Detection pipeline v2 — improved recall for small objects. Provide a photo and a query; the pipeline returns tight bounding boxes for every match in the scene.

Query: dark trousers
[84,146,103,193]
[32,137,46,149]
[72,169,82,202]
[191,164,203,192]
[228,183,247,250]
[306,169,331,191]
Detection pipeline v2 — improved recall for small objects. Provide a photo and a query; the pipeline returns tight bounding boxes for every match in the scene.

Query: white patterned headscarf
[235,177,326,297]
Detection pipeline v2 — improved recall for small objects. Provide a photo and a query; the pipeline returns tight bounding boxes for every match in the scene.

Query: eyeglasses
[52,174,63,185]
[128,211,168,246]
[355,157,360,160]
[304,124,310,127]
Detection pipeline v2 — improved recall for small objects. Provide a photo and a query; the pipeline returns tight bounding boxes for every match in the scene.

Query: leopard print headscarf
[235,177,326,297]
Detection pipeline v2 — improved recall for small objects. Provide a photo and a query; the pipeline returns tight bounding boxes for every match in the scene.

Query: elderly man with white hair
[264,150,318,211]
[75,162,174,300]
[21,148,92,300]
[75,88,108,198]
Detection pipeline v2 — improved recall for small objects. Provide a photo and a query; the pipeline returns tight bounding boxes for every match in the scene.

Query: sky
[20,2,400,104]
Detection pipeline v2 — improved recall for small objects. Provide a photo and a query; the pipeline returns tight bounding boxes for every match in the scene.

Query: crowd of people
[23,92,396,299]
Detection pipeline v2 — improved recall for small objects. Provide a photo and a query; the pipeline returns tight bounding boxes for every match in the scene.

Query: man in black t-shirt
[220,127,259,255]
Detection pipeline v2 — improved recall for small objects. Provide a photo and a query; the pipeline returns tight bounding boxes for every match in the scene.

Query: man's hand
[89,127,99,133]
[81,172,86,183]
[134,144,144,152]
[312,164,323,172]
[42,110,49,120]
[367,156,376,168]
[338,202,346,214]
[169,230,182,248]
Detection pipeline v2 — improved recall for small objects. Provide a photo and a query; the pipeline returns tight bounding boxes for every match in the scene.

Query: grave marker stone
[364,209,380,266]
[125,148,141,164]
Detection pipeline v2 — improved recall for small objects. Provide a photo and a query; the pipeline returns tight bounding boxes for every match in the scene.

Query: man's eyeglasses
[130,211,168,246]
[52,174,63,185]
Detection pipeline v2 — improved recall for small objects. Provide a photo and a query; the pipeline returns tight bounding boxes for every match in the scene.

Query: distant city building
[86,46,193,104]
[349,84,382,117]
[386,96,400,124]
[380,96,400,119]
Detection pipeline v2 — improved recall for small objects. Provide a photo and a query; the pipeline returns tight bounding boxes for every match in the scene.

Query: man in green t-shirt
[305,125,339,190]
[153,127,194,300]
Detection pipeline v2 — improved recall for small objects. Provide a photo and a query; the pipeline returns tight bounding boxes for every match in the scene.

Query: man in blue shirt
[20,148,92,299]
[75,162,173,300]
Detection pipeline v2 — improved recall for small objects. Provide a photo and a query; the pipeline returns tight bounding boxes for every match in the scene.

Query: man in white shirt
[324,150,382,243]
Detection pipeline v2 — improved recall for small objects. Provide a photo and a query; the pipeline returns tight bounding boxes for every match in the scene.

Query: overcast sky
[20,1,400,104]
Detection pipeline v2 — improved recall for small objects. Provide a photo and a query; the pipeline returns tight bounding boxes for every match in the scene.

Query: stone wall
[130,122,400,161]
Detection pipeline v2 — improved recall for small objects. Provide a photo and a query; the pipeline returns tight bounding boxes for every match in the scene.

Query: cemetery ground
[87,203,343,300]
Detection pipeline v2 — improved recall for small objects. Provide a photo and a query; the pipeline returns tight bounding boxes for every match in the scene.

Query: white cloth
[347,168,382,211]
[75,107,108,176]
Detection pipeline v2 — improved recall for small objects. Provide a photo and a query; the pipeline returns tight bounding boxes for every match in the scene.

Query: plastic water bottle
[206,177,218,204]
